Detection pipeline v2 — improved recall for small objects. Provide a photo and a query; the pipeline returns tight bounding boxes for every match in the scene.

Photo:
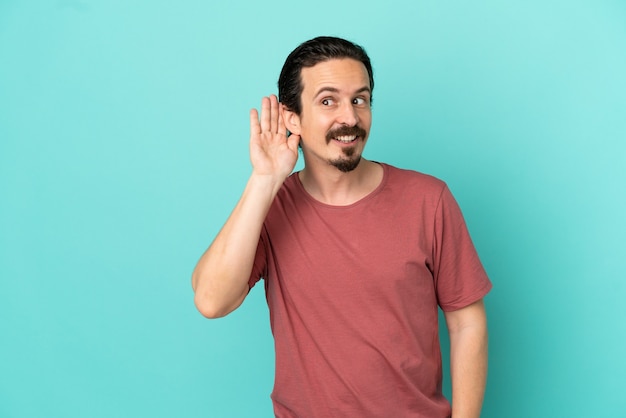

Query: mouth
[333,135,358,144]
[326,126,367,145]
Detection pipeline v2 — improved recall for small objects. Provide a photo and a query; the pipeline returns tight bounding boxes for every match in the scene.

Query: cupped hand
[249,95,300,180]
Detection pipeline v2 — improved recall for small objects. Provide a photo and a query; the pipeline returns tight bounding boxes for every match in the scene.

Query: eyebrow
[313,86,371,98]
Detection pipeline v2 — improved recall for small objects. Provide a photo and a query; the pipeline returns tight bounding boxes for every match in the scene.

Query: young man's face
[285,58,372,173]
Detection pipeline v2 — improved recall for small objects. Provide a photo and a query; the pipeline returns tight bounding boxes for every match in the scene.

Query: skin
[192,58,488,417]
[445,299,489,418]
[191,94,299,318]
[283,58,383,205]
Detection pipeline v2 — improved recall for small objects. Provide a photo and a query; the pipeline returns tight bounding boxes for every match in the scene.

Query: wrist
[248,171,289,198]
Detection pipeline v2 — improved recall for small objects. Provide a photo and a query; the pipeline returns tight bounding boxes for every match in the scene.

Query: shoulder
[267,172,307,218]
[381,163,447,198]
[276,171,303,201]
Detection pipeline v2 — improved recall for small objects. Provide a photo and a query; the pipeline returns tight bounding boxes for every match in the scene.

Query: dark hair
[278,36,374,115]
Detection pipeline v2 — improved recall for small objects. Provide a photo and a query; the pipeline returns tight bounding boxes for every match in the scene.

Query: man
[192,36,491,418]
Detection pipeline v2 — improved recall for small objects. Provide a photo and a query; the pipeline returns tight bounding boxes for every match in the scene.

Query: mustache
[326,125,367,143]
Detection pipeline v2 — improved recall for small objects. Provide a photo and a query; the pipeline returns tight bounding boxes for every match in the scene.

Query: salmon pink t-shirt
[249,163,491,418]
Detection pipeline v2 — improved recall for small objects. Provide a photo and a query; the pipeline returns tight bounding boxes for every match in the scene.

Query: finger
[269,94,279,133]
[260,96,271,133]
[250,108,261,135]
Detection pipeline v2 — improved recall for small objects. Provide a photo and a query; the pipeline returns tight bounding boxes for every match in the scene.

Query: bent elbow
[193,284,248,319]
[191,270,223,318]
[191,267,249,318]
[194,293,229,319]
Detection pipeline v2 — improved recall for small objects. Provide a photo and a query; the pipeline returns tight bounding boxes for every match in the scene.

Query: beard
[329,148,362,172]
[325,125,367,173]
[330,157,362,173]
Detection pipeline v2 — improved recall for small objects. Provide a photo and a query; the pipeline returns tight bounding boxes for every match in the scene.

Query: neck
[298,159,383,206]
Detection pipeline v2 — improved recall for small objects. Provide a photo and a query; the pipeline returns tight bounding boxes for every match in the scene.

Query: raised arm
[192,95,300,318]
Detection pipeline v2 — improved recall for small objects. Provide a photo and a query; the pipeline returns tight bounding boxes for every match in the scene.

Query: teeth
[335,135,356,143]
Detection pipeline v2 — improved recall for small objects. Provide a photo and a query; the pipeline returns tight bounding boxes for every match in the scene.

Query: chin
[329,156,362,173]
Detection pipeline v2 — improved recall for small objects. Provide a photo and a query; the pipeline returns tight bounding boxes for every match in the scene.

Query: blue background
[1,1,625,417]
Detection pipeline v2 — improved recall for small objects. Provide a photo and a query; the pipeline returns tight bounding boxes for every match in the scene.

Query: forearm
[446,302,488,418]
[193,94,299,318]
[192,173,284,317]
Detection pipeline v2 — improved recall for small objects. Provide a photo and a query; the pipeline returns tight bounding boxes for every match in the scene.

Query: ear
[281,106,301,135]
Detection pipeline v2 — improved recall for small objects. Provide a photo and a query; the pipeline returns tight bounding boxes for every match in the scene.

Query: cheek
[359,112,372,127]
[357,107,371,118]
[311,116,336,133]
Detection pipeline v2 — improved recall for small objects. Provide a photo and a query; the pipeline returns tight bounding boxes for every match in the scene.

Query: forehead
[300,58,370,96]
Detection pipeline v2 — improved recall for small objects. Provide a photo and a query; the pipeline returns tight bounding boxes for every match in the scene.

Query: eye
[353,97,368,106]
[321,98,335,106]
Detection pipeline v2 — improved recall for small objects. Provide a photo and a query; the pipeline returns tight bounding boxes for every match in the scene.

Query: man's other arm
[444,299,488,418]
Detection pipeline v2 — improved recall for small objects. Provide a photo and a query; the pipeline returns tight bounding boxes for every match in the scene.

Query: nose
[337,101,359,126]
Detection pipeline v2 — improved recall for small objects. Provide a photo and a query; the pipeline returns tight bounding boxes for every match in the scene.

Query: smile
[334,135,357,143]
[326,125,367,145]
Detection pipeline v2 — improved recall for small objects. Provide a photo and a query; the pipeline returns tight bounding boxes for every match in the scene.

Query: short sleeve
[432,185,492,311]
